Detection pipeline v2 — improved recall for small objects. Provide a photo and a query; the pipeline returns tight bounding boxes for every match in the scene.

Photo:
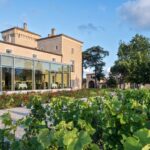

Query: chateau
[0,23,83,92]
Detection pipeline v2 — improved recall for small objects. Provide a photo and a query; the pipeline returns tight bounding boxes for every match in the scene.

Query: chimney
[51,28,56,36]
[23,22,28,31]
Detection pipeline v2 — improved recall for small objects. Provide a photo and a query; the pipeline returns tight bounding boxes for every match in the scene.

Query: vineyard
[0,89,150,150]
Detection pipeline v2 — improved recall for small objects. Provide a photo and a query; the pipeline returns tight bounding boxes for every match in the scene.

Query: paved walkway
[0,107,30,139]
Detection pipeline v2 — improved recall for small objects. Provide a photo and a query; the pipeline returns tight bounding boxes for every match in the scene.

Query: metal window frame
[0,53,71,92]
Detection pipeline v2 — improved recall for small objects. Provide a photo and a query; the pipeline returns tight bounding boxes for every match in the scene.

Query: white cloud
[119,0,150,30]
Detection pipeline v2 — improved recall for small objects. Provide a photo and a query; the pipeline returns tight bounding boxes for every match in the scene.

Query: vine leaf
[37,128,54,148]
[134,128,150,146]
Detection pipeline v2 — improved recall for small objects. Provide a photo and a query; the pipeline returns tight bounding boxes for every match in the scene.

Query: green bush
[0,89,150,149]
[0,89,107,109]
[123,128,150,150]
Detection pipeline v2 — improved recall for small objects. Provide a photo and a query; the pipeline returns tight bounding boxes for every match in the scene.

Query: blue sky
[0,0,150,75]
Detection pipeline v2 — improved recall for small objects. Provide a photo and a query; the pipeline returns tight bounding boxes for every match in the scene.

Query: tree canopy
[82,46,109,87]
[111,34,150,85]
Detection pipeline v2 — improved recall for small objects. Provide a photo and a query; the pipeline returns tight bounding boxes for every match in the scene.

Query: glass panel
[63,73,69,88]
[15,58,33,69]
[51,64,62,72]
[15,68,32,90]
[1,56,13,67]
[35,61,49,89]
[63,65,69,72]
[50,72,62,89]
[50,63,62,89]
[63,65,70,88]
[2,67,12,91]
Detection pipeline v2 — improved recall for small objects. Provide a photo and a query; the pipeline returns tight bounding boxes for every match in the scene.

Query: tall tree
[111,34,150,87]
[107,73,117,88]
[83,46,109,88]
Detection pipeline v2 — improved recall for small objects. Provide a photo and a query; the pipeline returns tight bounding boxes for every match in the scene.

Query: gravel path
[0,107,30,139]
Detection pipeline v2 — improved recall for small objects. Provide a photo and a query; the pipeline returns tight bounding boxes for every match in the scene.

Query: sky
[0,0,150,76]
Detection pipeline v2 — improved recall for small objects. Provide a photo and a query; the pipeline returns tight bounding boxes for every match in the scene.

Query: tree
[111,34,150,87]
[107,74,117,88]
[83,46,109,88]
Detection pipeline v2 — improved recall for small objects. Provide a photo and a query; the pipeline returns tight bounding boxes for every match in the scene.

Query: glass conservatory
[0,54,71,91]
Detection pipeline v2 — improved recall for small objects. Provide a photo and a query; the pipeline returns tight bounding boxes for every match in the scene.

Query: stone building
[86,73,107,88]
[0,23,83,92]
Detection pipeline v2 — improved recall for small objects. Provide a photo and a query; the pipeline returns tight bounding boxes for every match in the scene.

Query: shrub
[0,89,150,149]
[0,89,107,109]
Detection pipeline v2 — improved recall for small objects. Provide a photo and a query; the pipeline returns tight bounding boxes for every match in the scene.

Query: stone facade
[0,23,83,91]
[86,73,107,88]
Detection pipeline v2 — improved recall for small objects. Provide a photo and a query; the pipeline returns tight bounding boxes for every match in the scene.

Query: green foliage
[37,128,54,148]
[123,128,150,150]
[82,46,109,83]
[0,113,12,127]
[107,74,117,88]
[111,34,150,85]
[0,89,150,149]
[0,89,105,109]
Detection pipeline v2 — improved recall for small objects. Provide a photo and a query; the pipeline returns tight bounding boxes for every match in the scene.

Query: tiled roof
[37,34,83,44]
[1,27,41,37]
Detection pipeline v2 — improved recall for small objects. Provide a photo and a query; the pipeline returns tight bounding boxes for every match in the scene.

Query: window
[71,80,75,88]
[6,49,12,54]
[63,65,70,88]
[50,64,62,89]
[52,58,56,62]
[1,56,13,67]
[1,56,13,91]
[35,61,49,89]
[33,54,37,59]
[14,58,33,90]
[15,69,32,90]
[71,48,74,54]
[56,46,58,50]
[70,60,75,72]
[15,58,33,69]
[2,68,12,91]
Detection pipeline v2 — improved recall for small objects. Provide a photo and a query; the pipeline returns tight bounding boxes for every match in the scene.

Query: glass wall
[63,65,70,88]
[50,64,63,89]
[35,61,49,89]
[2,68,12,91]
[1,56,13,91]
[14,58,33,90]
[0,54,71,91]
